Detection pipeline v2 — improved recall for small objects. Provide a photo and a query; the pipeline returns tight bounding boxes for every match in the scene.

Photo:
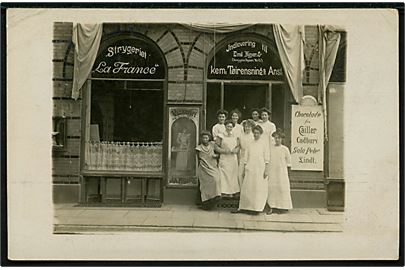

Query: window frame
[79,32,168,176]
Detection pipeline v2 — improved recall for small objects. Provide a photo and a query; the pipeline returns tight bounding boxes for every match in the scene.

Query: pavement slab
[264,213,313,223]
[255,221,296,232]
[170,216,195,227]
[193,216,239,229]
[142,216,174,227]
[54,209,85,217]
[76,209,130,218]
[292,222,344,232]
[53,204,344,233]
[316,209,344,215]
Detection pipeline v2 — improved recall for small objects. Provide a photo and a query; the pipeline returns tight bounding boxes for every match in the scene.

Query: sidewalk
[54,204,344,233]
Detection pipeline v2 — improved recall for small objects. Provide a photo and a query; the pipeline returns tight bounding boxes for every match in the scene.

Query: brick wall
[53,22,81,202]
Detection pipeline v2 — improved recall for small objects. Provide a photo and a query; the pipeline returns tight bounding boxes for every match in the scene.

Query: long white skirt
[218,153,240,195]
[239,164,268,212]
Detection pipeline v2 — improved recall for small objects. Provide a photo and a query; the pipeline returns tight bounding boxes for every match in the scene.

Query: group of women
[195,108,293,215]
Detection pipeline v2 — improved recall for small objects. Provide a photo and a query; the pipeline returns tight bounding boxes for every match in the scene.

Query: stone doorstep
[316,208,344,215]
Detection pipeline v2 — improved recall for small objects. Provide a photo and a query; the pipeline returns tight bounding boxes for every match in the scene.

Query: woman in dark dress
[195,130,221,210]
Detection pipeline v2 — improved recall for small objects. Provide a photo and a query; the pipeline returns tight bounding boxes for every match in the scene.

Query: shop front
[79,31,167,206]
[52,23,345,209]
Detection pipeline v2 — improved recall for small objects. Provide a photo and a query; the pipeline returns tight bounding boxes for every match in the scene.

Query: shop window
[83,33,166,173]
[85,80,164,172]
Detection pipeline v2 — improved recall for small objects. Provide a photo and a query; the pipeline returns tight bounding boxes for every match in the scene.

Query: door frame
[203,79,284,130]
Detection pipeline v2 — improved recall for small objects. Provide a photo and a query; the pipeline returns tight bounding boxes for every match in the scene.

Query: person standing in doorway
[258,107,277,146]
[238,119,255,186]
[215,120,240,198]
[233,125,269,215]
[212,109,228,141]
[250,108,261,125]
[230,109,244,140]
[195,130,221,210]
[266,129,293,214]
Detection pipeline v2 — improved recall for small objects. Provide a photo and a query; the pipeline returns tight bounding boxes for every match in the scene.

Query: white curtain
[272,24,305,103]
[71,23,103,100]
[318,25,341,140]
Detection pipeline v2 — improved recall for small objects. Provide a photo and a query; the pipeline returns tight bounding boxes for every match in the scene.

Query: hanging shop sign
[291,105,324,171]
[168,107,199,187]
[92,37,165,79]
[207,39,284,81]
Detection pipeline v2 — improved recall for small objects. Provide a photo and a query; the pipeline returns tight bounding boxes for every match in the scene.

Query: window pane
[86,80,163,172]
[91,80,163,142]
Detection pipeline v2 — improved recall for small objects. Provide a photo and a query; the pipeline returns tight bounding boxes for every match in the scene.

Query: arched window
[83,33,167,172]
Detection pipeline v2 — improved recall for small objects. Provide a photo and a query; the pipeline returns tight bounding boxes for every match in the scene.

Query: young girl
[267,129,293,214]
[195,130,221,210]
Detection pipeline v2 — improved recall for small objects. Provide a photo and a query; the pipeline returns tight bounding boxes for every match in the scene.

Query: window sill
[81,170,164,178]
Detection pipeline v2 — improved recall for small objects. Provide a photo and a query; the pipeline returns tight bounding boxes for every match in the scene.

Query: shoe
[265,209,273,215]
[231,209,240,214]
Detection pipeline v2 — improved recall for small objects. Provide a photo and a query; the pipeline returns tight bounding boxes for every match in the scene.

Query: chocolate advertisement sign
[291,105,324,171]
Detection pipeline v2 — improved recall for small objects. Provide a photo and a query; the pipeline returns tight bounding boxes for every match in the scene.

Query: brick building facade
[52,22,345,209]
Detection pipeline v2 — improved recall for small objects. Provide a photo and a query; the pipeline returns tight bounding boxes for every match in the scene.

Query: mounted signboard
[207,37,284,81]
[291,105,324,171]
[92,35,166,79]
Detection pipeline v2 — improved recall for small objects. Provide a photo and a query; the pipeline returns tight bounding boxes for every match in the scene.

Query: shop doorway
[206,83,266,129]
[204,33,289,145]
[206,82,289,145]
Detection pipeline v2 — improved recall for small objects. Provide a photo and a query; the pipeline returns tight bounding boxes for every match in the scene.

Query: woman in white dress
[234,125,270,215]
[215,120,240,197]
[258,107,276,147]
[267,129,293,214]
[212,109,227,141]
[237,119,255,186]
[230,109,244,139]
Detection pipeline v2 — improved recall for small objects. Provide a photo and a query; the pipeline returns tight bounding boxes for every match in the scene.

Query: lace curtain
[85,141,163,171]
